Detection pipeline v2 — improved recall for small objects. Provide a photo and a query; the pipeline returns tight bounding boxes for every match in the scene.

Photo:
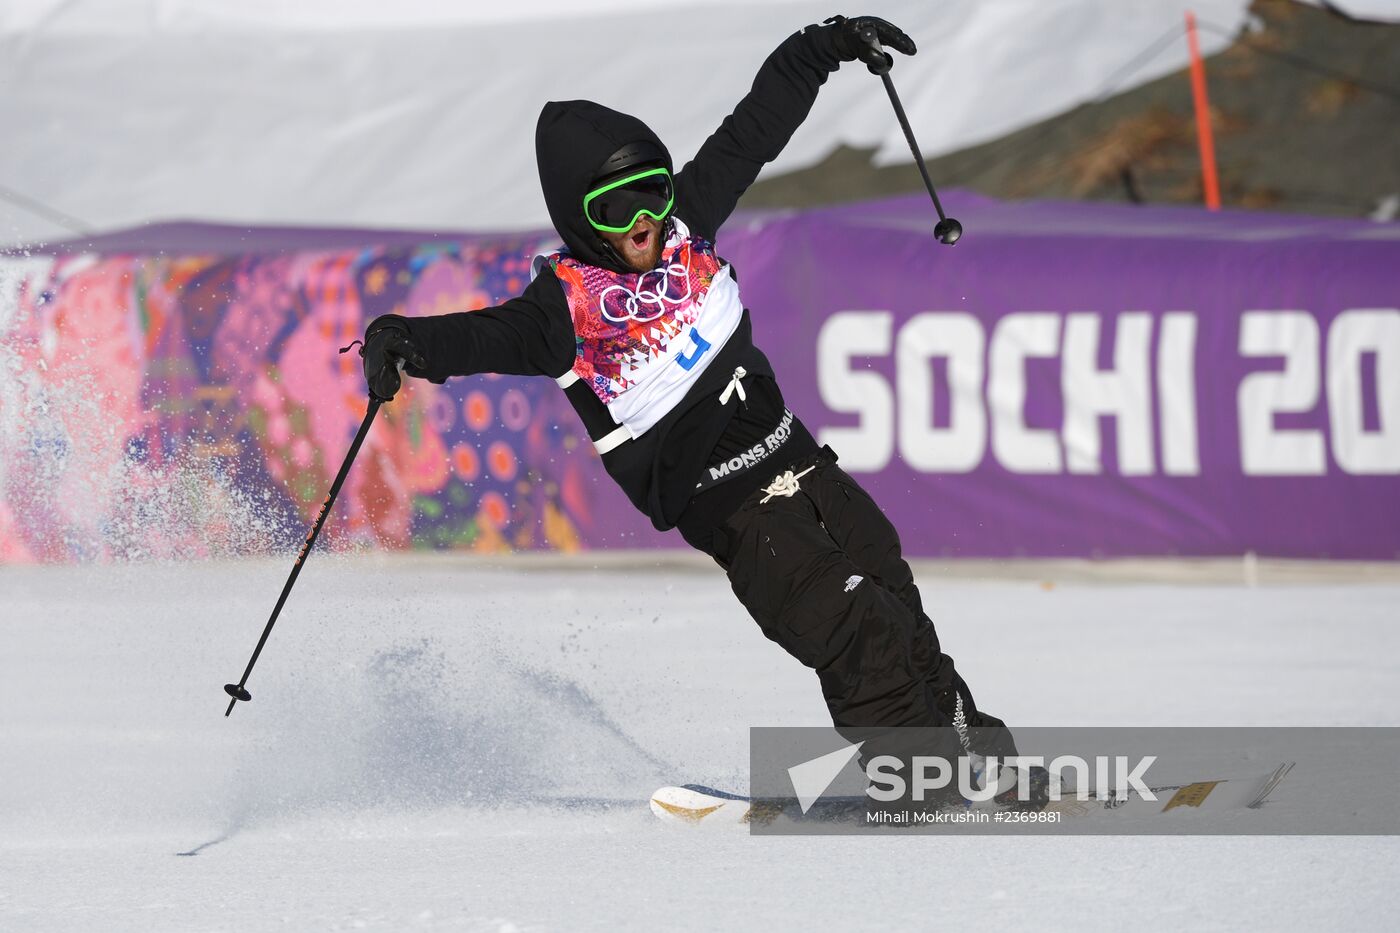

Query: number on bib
[677,327,712,371]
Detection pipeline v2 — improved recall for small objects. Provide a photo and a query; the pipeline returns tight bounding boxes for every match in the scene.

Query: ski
[649,761,1296,826]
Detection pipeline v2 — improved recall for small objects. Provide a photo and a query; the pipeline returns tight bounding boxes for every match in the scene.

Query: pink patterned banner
[0,226,664,563]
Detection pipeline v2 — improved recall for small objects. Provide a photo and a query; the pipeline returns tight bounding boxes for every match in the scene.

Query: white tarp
[0,0,1312,245]
[1298,0,1400,20]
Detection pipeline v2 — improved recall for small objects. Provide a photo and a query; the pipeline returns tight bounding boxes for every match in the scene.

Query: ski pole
[223,395,383,716]
[859,27,963,246]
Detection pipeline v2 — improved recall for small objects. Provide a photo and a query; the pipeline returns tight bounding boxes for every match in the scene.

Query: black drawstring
[338,339,363,356]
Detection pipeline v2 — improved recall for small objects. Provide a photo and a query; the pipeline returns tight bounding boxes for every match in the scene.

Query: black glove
[359,315,427,402]
[826,15,916,73]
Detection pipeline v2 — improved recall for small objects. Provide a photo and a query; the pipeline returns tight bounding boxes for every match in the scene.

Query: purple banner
[2,193,1396,561]
[716,194,1400,559]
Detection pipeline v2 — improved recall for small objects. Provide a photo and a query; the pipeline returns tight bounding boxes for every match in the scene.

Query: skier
[359,16,1017,767]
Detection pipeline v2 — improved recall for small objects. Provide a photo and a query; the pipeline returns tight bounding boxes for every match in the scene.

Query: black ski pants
[712,447,989,732]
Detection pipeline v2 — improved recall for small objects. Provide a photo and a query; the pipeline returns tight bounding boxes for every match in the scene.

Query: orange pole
[1185,11,1221,210]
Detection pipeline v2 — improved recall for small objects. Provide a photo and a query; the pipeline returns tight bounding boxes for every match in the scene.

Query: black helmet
[593,140,669,186]
[535,100,675,271]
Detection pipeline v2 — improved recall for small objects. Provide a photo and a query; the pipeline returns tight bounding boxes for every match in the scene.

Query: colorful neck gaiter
[546,218,744,439]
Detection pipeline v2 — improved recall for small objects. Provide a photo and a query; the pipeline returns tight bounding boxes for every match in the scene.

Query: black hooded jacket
[391,23,848,550]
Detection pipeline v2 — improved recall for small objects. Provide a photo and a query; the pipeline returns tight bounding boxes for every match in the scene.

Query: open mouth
[630,228,651,250]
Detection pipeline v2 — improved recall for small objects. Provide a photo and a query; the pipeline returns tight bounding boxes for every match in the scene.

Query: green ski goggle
[583,167,675,234]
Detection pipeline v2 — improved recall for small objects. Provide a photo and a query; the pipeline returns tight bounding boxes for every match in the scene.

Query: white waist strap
[593,425,631,455]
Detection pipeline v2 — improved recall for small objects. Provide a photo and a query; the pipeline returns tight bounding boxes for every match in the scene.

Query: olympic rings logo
[598,261,693,324]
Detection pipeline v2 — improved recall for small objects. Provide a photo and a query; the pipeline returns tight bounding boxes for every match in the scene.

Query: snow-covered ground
[3,554,1398,931]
